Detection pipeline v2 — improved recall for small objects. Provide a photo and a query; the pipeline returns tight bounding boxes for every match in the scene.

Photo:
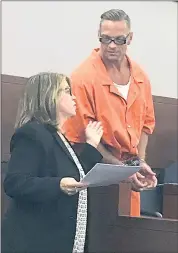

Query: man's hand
[60,177,87,195]
[129,172,148,192]
[125,160,157,192]
[139,161,158,189]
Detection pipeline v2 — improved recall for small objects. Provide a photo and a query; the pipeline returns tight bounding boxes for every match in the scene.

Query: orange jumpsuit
[64,48,155,216]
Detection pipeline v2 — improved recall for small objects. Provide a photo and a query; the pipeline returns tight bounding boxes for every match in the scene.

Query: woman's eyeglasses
[58,87,72,96]
[64,87,72,95]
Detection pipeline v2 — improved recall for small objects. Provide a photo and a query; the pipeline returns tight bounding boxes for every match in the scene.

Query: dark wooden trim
[1,74,28,85]
[113,215,178,232]
[164,184,178,195]
[1,74,177,104]
[153,95,178,105]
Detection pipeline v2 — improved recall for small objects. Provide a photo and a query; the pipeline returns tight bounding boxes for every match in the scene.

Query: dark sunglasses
[99,33,130,45]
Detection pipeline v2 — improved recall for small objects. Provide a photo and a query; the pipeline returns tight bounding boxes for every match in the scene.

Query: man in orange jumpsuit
[64,9,157,216]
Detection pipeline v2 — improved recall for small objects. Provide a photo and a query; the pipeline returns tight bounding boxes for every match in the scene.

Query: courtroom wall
[2,1,177,98]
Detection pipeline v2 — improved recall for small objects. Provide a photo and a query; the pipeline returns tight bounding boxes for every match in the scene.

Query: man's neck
[102,55,128,72]
[100,53,131,85]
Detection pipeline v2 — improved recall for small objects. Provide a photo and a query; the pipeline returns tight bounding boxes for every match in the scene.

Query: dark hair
[100,9,131,30]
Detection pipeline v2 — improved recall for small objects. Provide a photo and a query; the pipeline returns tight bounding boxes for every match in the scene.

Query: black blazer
[2,121,102,253]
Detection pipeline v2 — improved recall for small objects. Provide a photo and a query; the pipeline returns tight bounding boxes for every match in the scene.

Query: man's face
[99,20,132,63]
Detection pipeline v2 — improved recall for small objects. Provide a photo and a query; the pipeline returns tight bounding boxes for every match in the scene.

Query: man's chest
[92,81,146,125]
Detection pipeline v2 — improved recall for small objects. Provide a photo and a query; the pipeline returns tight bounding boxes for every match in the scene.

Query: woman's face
[56,79,76,119]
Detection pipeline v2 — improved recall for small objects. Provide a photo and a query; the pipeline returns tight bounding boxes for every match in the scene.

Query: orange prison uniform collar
[64,48,155,217]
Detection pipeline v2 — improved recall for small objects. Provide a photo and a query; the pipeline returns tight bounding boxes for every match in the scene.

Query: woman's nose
[72,94,76,100]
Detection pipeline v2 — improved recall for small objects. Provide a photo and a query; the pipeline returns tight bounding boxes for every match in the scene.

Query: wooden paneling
[1,75,27,161]
[87,185,178,253]
[163,184,178,219]
[1,74,177,169]
[147,96,178,168]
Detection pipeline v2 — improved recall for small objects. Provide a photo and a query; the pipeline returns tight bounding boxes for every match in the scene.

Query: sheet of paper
[81,163,141,187]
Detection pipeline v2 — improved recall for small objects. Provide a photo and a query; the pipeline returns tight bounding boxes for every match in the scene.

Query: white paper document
[81,163,141,187]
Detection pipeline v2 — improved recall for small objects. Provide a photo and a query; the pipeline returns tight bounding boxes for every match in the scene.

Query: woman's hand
[85,121,103,148]
[60,177,87,195]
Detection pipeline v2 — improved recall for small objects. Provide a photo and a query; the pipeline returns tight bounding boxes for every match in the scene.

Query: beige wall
[2,1,177,98]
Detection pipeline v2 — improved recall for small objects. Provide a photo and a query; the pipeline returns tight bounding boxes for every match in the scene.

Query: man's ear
[98,29,100,38]
[127,32,133,45]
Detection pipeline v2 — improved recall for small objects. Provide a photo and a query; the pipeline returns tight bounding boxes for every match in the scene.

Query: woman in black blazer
[2,72,103,253]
